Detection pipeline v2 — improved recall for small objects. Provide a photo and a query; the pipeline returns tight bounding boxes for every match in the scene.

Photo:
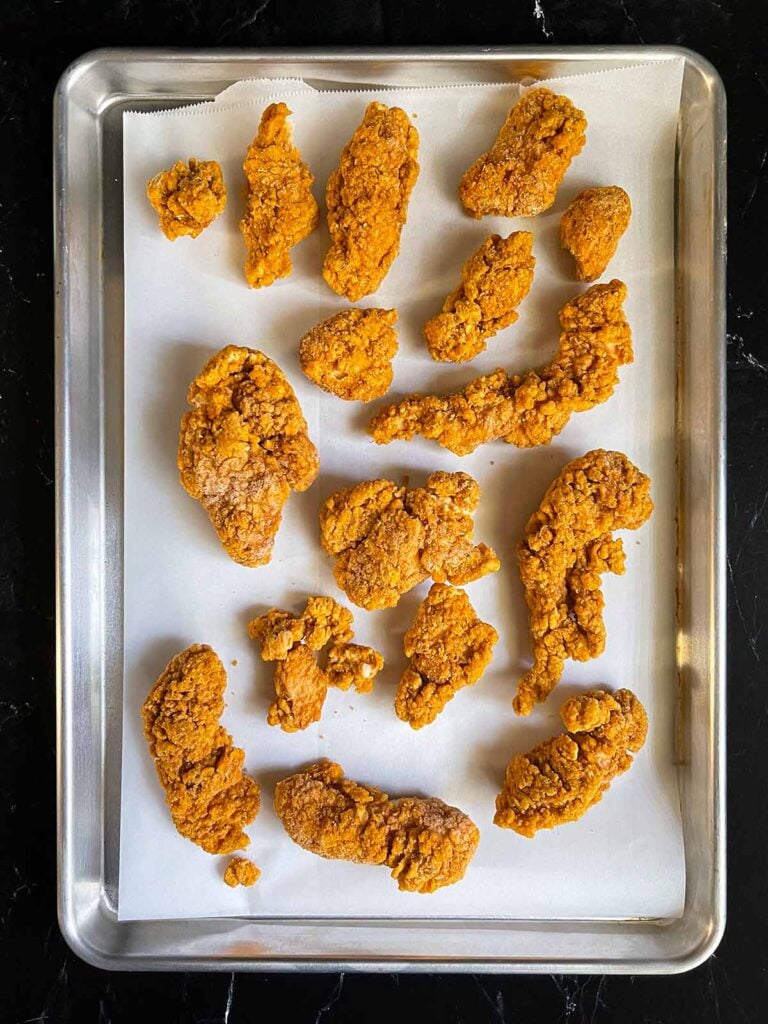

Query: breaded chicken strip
[424,232,535,363]
[323,102,419,301]
[224,857,261,887]
[146,158,226,240]
[515,450,653,716]
[395,583,498,729]
[495,688,648,836]
[319,472,500,610]
[142,645,261,854]
[178,346,318,567]
[560,186,632,282]
[240,103,319,288]
[299,308,398,401]
[370,280,631,456]
[460,88,587,218]
[274,760,479,893]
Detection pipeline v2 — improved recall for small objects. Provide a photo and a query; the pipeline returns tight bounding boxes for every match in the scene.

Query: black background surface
[1,1,766,1021]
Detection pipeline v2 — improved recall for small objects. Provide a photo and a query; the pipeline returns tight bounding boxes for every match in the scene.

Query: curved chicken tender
[146,158,226,240]
[323,102,420,301]
[224,857,261,887]
[178,346,318,567]
[142,645,261,854]
[424,232,535,363]
[495,688,648,836]
[370,280,631,456]
[274,760,479,893]
[299,308,398,401]
[560,186,632,282]
[459,88,587,218]
[395,583,498,729]
[240,102,319,288]
[515,450,653,716]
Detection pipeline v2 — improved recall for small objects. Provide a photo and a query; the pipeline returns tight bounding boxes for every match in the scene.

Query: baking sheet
[119,60,686,922]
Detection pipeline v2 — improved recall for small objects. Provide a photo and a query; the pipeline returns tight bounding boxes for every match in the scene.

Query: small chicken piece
[424,232,535,363]
[369,280,631,456]
[240,102,319,288]
[495,688,648,836]
[459,88,587,218]
[274,760,479,893]
[142,645,260,854]
[323,102,420,301]
[560,186,632,282]
[146,158,227,240]
[178,346,318,567]
[299,308,399,401]
[395,583,498,729]
[267,645,329,732]
[319,472,500,610]
[224,857,261,888]
[325,643,384,693]
[249,596,354,661]
[515,450,653,716]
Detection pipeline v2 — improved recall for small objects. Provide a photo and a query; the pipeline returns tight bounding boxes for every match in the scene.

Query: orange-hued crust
[560,186,632,281]
[224,857,261,887]
[146,158,226,240]
[299,308,398,401]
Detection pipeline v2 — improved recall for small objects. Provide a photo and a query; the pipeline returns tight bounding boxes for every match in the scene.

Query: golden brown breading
[142,645,261,855]
[424,232,535,363]
[274,760,479,893]
[146,158,226,240]
[178,346,319,567]
[240,102,319,288]
[319,472,500,610]
[395,583,498,729]
[249,595,354,661]
[325,642,385,693]
[299,308,399,401]
[267,645,329,732]
[560,186,632,282]
[494,688,648,836]
[224,857,261,887]
[369,280,631,456]
[514,450,653,716]
[323,102,420,301]
[459,88,587,218]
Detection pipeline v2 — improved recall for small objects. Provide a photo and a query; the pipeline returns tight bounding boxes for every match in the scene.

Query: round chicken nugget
[299,308,398,401]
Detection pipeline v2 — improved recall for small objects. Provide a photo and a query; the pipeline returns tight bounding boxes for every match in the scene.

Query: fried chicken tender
[319,472,500,610]
[178,346,318,567]
[274,760,479,893]
[146,158,227,240]
[424,232,535,363]
[459,88,587,218]
[395,583,498,729]
[560,186,632,282]
[514,450,653,716]
[299,308,398,401]
[141,645,261,855]
[224,857,261,887]
[369,280,632,456]
[495,688,648,836]
[323,102,420,301]
[240,102,319,288]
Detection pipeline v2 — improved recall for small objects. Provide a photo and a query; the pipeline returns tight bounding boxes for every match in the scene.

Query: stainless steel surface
[55,47,726,973]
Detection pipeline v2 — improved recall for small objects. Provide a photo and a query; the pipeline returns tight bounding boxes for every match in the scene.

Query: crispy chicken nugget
[424,232,535,363]
[274,760,480,893]
[146,158,226,240]
[323,102,420,301]
[299,308,398,401]
[515,450,653,716]
[224,857,261,887]
[240,102,319,288]
[560,186,632,281]
[459,88,587,218]
[495,688,648,836]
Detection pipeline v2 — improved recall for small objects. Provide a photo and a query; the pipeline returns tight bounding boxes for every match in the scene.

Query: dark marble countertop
[1,1,766,1021]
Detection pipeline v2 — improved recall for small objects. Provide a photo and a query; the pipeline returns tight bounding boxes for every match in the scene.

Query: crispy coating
[424,232,535,363]
[459,88,587,218]
[141,645,261,855]
[369,280,632,456]
[299,308,399,401]
[514,450,653,716]
[494,688,648,836]
[249,595,354,660]
[178,346,319,567]
[319,472,500,610]
[267,645,329,732]
[560,186,632,282]
[240,103,319,288]
[224,857,261,887]
[274,760,479,893]
[395,583,498,729]
[326,642,385,693]
[146,158,226,240]
[323,102,420,301]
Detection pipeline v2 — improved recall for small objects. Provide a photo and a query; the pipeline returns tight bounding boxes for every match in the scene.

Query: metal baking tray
[54,47,726,973]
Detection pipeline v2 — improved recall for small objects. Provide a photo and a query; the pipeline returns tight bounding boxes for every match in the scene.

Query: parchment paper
[119,60,686,921]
